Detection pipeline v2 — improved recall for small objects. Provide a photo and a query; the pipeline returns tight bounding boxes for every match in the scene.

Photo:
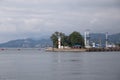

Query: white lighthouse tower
[58,36,61,49]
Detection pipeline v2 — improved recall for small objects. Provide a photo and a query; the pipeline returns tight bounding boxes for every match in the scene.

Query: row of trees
[50,31,85,48]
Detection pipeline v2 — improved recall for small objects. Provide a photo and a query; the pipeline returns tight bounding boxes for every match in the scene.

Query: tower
[84,30,90,48]
[105,32,108,48]
[58,36,61,49]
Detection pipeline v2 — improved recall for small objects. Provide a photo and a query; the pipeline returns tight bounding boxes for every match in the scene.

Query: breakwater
[46,47,120,52]
[46,48,86,52]
[86,48,120,52]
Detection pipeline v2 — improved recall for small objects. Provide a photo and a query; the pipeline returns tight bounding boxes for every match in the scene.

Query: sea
[0,48,120,80]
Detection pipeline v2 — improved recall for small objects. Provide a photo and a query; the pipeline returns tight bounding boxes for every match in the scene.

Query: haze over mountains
[0,33,119,48]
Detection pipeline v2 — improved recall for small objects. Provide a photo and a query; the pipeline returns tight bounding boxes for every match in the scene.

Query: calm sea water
[0,49,120,80]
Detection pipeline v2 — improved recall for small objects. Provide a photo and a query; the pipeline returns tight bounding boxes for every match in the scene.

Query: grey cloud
[0,0,120,42]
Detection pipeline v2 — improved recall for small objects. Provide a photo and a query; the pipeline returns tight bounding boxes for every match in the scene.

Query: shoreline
[46,47,120,52]
[0,47,120,52]
[46,48,86,52]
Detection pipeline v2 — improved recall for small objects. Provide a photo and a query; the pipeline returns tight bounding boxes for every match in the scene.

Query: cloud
[0,0,120,42]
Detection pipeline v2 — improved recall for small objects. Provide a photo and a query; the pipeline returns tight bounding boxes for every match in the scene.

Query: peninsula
[46,31,120,52]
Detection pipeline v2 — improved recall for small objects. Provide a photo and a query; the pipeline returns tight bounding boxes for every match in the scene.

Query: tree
[62,36,70,46]
[69,31,84,47]
[50,32,65,48]
[50,31,85,48]
[117,43,120,47]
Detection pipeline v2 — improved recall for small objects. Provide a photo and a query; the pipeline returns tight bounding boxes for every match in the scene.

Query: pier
[46,47,120,52]
[86,47,120,52]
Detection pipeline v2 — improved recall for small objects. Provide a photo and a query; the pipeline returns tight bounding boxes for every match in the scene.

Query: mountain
[89,33,120,46]
[109,33,120,44]
[0,38,52,48]
[89,33,106,45]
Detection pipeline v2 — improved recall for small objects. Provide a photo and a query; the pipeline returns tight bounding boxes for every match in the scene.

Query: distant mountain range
[109,33,120,44]
[0,33,119,48]
[90,33,120,45]
[0,38,52,48]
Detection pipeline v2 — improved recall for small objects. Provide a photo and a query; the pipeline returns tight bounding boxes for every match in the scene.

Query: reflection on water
[0,49,120,80]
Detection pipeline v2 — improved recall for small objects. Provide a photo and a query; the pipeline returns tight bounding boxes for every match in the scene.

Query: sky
[0,0,120,43]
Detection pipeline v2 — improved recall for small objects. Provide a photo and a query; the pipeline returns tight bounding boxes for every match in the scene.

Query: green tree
[50,31,85,48]
[61,36,70,46]
[50,32,65,48]
[50,32,59,48]
[69,31,84,47]
[118,43,120,47]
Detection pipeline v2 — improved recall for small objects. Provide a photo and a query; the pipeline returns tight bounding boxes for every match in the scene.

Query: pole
[106,32,108,48]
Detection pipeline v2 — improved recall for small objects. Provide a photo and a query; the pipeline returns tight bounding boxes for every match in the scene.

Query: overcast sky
[0,0,120,43]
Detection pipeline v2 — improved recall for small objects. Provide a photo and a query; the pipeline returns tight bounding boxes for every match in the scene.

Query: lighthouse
[58,36,61,49]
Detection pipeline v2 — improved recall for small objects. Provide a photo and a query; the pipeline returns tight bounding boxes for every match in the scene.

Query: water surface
[0,49,120,80]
